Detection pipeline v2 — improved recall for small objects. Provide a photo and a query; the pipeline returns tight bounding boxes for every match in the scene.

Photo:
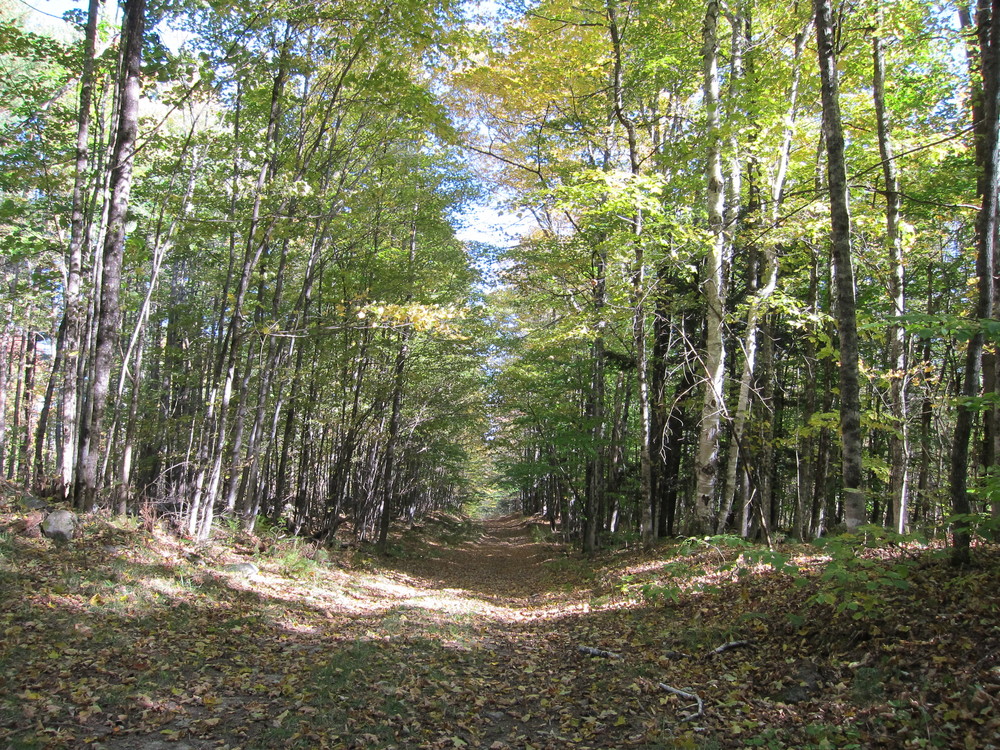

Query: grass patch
[313,641,383,696]
[258,641,407,748]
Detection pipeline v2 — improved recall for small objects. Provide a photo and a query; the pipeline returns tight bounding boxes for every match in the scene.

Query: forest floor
[1,498,999,749]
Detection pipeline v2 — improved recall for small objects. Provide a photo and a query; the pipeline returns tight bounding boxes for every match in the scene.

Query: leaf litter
[1,503,998,749]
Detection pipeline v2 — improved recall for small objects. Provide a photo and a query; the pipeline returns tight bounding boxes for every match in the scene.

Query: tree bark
[815,0,865,529]
[950,0,1000,565]
[376,216,417,555]
[694,0,727,535]
[607,0,654,544]
[75,0,146,512]
[584,250,606,555]
[49,0,103,503]
[872,26,910,534]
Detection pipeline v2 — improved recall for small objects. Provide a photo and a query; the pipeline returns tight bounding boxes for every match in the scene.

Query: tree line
[1,0,488,549]
[1,0,998,563]
[466,0,1000,563]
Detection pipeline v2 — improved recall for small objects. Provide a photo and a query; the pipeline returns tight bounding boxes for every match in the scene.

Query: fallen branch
[974,648,1000,671]
[658,682,704,722]
[578,645,621,659]
[705,640,755,657]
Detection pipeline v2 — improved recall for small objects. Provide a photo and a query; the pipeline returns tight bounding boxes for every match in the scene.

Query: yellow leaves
[356,301,469,336]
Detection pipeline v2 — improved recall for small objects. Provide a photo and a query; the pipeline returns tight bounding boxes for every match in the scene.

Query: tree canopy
[0,0,998,559]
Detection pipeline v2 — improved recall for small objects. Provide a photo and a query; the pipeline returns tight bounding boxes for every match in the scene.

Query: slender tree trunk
[34,317,59,488]
[376,216,417,555]
[694,0,727,535]
[76,0,146,512]
[115,329,144,514]
[190,32,291,539]
[7,331,27,481]
[584,251,606,555]
[951,0,1000,565]
[720,14,809,534]
[815,0,865,529]
[52,0,103,503]
[659,305,698,538]
[17,333,38,485]
[607,0,653,544]
[800,256,820,537]
[872,27,910,533]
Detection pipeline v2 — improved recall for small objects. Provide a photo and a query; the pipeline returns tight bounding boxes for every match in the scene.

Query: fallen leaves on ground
[0,503,998,749]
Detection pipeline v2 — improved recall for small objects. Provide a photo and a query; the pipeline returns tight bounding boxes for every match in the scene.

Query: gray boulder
[41,510,79,543]
[222,562,259,576]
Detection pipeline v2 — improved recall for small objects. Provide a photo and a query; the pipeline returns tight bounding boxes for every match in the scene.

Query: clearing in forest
[1,508,998,749]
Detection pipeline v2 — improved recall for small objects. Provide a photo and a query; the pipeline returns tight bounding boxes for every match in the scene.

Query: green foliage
[271,542,319,579]
[529,523,556,544]
[734,547,799,578]
[638,580,681,605]
[0,528,12,566]
[679,534,751,556]
[944,510,1000,540]
[803,526,917,622]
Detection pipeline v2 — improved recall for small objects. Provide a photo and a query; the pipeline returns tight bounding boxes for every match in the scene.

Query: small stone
[774,659,823,704]
[222,562,259,576]
[18,496,49,511]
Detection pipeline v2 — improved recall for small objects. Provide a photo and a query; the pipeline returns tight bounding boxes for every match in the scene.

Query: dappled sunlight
[3,508,997,749]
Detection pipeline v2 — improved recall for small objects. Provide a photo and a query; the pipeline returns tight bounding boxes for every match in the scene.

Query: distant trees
[459,0,996,555]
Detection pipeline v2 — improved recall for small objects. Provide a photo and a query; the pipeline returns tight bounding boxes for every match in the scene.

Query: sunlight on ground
[242,564,593,625]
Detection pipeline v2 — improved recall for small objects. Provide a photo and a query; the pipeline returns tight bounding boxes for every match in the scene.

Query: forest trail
[391,514,582,601]
[3,507,998,749]
[3,510,667,750]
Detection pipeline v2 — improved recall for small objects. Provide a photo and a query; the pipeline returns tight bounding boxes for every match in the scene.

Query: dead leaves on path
[1,507,999,749]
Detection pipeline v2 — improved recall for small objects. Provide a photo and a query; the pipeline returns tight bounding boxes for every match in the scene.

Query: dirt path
[0,513,692,749]
[5,507,997,749]
[391,514,583,601]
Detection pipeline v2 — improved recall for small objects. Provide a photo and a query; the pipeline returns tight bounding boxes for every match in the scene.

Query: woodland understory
[1,500,999,749]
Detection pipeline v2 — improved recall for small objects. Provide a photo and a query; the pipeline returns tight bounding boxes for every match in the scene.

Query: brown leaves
[1,505,999,748]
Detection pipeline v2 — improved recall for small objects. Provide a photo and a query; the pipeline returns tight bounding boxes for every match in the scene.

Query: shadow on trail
[8,512,981,749]
[0,514,661,749]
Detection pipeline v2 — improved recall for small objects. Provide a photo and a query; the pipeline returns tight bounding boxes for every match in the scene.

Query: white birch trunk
[694,0,727,535]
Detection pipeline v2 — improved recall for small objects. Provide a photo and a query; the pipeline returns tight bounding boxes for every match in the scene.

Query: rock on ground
[41,509,79,543]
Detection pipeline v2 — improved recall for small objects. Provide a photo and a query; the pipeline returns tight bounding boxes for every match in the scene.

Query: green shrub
[801,525,916,622]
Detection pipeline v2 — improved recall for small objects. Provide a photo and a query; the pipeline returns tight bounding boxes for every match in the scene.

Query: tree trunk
[873,26,910,534]
[584,262,606,555]
[376,217,417,555]
[75,0,146,512]
[693,0,727,535]
[815,0,865,529]
[607,0,653,544]
[950,0,1000,565]
[51,0,103,503]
